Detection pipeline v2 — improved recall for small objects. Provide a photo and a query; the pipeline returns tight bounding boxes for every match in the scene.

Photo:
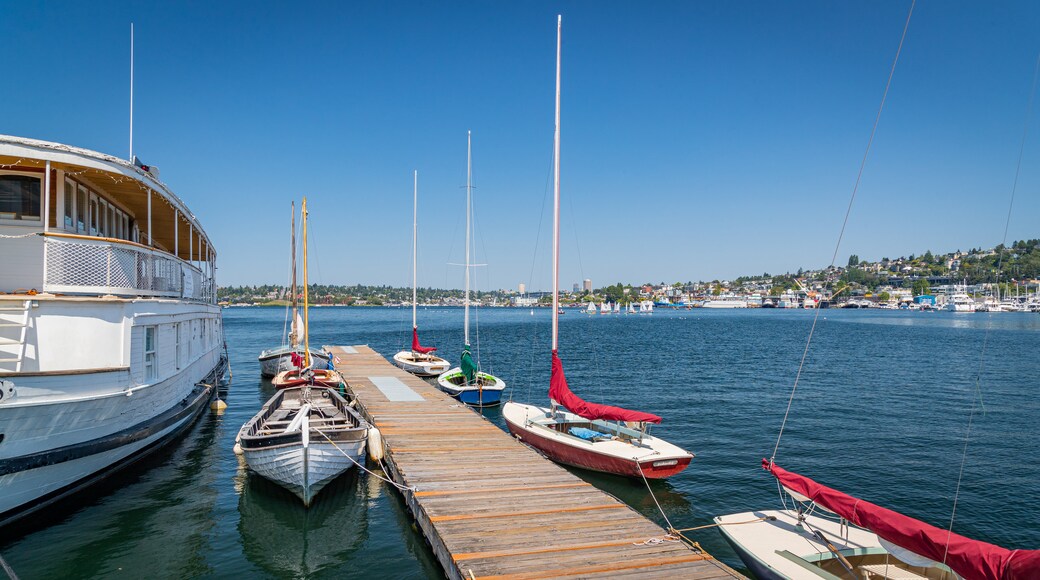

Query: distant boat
[503,18,692,479]
[613,302,621,314]
[436,132,506,407]
[599,302,611,314]
[944,286,976,312]
[237,385,369,506]
[638,300,653,315]
[702,296,748,309]
[585,302,596,314]
[272,199,344,389]
[393,171,450,377]
[258,201,329,377]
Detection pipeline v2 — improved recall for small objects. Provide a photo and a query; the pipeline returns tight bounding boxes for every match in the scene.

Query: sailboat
[502,16,693,480]
[585,301,596,314]
[713,7,1040,577]
[435,132,507,407]
[258,201,330,377]
[599,302,611,315]
[627,301,636,314]
[393,171,450,377]
[271,199,343,389]
[613,302,621,314]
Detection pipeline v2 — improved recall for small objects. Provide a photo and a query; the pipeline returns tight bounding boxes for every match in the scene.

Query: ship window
[64,180,75,229]
[77,186,88,232]
[89,195,99,236]
[0,174,41,221]
[144,326,157,381]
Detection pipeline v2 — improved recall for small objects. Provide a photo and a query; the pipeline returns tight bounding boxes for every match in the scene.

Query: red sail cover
[764,459,1040,580]
[411,327,436,354]
[549,350,661,424]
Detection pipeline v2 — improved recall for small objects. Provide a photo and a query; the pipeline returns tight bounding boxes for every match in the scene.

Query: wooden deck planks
[327,345,742,580]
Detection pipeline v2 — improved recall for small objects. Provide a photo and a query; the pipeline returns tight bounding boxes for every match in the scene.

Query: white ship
[0,135,226,527]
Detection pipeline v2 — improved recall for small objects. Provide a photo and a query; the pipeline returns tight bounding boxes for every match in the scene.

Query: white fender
[367,426,384,462]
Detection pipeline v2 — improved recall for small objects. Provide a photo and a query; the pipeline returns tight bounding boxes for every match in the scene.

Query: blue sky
[4,1,1039,291]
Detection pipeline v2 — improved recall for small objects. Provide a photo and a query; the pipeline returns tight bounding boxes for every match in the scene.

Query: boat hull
[502,402,692,479]
[0,357,226,527]
[242,439,365,506]
[258,347,330,378]
[270,369,343,389]
[392,351,450,377]
[436,368,506,407]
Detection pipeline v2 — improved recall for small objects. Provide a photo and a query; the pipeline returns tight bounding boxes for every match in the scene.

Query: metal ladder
[0,300,31,372]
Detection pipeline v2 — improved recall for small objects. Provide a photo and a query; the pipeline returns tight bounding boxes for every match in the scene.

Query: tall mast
[465,130,472,347]
[290,201,299,347]
[551,15,562,352]
[412,170,418,329]
[302,197,310,367]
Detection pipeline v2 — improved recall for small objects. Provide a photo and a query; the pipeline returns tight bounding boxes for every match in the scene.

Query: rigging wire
[943,50,1040,565]
[770,0,916,465]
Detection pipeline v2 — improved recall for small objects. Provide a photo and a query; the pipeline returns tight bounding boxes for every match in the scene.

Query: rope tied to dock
[633,534,680,546]
[314,428,417,493]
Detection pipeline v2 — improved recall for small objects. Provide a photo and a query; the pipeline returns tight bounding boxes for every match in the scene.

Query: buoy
[211,398,227,412]
[233,442,243,455]
[367,426,384,462]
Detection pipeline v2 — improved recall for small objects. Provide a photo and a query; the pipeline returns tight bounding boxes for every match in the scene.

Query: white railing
[43,235,214,302]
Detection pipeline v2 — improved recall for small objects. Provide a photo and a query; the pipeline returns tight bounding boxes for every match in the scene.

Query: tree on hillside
[848,255,859,267]
[912,278,931,296]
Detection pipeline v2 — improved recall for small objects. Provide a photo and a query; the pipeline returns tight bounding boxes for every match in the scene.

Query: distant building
[573,283,580,293]
[518,282,526,295]
[583,279,592,292]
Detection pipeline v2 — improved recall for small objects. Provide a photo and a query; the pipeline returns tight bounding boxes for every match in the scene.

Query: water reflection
[238,471,367,578]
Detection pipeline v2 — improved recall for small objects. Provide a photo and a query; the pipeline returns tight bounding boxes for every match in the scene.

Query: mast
[302,197,310,367]
[465,130,472,347]
[290,201,298,348]
[412,170,418,330]
[551,15,562,352]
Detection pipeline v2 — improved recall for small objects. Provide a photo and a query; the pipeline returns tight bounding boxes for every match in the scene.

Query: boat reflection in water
[237,468,367,577]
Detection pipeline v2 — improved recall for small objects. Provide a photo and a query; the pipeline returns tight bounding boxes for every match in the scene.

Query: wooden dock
[326,345,742,580]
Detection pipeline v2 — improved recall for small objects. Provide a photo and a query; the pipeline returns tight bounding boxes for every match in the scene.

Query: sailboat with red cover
[393,171,450,377]
[502,16,692,480]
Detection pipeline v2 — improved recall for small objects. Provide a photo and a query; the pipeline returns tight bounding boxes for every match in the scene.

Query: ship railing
[42,233,214,302]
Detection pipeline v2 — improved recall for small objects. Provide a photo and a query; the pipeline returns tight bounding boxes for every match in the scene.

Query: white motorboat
[943,290,976,312]
[0,135,226,526]
[392,171,450,377]
[238,385,369,506]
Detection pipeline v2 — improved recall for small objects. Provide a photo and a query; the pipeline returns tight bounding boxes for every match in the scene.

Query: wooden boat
[392,171,450,377]
[237,385,368,506]
[270,198,341,389]
[435,132,506,407]
[0,135,226,527]
[258,202,328,377]
[502,19,692,479]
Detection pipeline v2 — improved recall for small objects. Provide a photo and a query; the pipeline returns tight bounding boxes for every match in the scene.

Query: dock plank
[328,345,742,580]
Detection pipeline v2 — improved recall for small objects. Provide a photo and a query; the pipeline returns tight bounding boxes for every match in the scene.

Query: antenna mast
[129,22,135,162]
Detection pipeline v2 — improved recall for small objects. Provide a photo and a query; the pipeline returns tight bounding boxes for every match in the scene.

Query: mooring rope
[0,552,18,580]
[314,428,416,492]
[771,0,916,464]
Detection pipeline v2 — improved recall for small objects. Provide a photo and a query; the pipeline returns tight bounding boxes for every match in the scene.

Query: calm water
[2,306,1038,578]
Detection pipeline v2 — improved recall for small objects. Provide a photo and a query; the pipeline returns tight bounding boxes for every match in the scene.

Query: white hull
[392,351,450,377]
[715,509,958,579]
[258,347,330,377]
[243,440,365,505]
[436,367,506,406]
[502,401,693,478]
[702,300,748,309]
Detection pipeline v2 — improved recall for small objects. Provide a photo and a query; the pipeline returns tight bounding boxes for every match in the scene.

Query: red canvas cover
[411,327,437,354]
[549,350,661,424]
[764,459,1040,580]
